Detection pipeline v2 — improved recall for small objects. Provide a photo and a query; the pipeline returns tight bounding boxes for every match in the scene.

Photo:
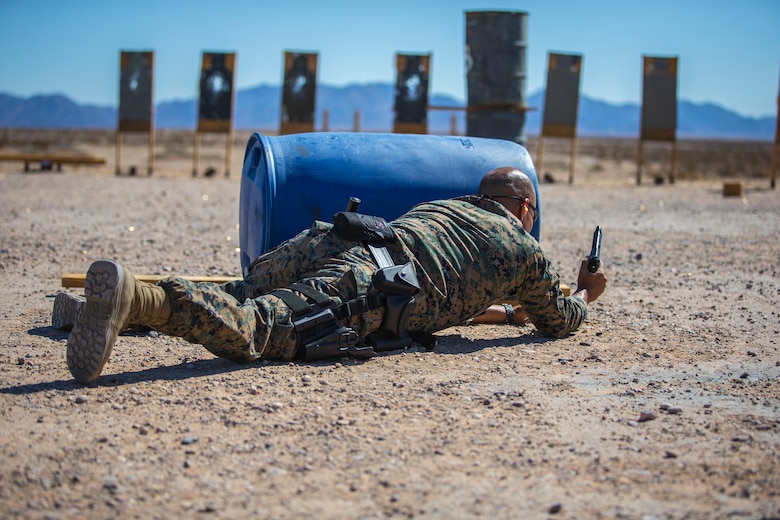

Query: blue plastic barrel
[239,132,540,273]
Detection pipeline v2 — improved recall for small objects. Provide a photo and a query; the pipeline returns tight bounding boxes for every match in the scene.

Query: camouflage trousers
[155,222,385,362]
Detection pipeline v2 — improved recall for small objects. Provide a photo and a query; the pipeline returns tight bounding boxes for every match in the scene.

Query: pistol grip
[587,256,600,273]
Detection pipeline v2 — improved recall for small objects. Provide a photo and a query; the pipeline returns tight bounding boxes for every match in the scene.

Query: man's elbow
[536,315,585,338]
[537,327,574,339]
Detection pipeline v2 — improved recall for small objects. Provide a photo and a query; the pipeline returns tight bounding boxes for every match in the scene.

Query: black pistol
[587,226,602,273]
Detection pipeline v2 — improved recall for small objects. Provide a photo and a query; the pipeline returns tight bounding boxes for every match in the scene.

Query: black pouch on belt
[332,211,395,243]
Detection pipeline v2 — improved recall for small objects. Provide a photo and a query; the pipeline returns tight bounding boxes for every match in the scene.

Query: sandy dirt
[0,130,778,519]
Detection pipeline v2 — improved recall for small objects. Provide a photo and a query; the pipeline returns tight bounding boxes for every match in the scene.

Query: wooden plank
[62,273,240,288]
[0,151,106,167]
[63,273,570,297]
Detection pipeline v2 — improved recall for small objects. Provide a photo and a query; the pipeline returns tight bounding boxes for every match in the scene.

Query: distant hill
[0,93,116,128]
[148,83,464,133]
[0,84,775,140]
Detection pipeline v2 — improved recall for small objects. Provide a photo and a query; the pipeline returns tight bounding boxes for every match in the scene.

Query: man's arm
[470,304,529,325]
[519,254,608,338]
[470,257,607,333]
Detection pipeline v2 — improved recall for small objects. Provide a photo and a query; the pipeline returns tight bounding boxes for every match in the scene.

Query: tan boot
[52,292,144,332]
[67,259,171,384]
[52,292,85,331]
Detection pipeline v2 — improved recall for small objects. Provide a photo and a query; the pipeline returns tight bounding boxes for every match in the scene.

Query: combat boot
[53,292,142,331]
[67,259,171,384]
[52,292,85,331]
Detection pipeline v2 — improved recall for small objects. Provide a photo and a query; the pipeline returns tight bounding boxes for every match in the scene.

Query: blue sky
[1,0,778,118]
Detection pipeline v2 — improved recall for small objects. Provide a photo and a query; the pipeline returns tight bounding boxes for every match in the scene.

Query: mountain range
[0,84,775,140]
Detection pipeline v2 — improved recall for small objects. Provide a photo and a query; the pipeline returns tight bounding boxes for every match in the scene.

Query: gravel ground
[0,139,778,519]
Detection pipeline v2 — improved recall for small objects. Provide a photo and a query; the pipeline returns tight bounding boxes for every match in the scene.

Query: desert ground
[0,128,778,519]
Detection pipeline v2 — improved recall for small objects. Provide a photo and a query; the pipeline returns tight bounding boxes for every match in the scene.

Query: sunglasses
[488,195,537,223]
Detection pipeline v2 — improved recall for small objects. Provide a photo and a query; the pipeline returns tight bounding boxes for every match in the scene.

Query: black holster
[367,262,420,352]
[285,305,372,361]
[280,204,423,361]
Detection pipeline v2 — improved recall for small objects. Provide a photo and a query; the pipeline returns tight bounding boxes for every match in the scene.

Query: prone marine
[54,166,607,384]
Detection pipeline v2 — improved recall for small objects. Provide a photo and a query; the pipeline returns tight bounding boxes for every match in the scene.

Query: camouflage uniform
[156,196,587,362]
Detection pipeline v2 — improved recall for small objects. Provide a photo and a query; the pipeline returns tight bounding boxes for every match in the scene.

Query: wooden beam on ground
[62,273,240,289]
[63,274,570,297]
[0,151,106,171]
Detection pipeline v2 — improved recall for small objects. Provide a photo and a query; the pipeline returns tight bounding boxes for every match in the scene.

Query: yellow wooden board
[0,152,106,165]
[62,273,240,289]
[63,274,570,297]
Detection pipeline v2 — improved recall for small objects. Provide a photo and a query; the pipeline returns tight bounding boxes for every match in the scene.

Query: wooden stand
[192,127,233,178]
[536,124,578,184]
[637,56,678,185]
[116,51,155,176]
[636,132,676,185]
[193,52,236,177]
[115,129,154,176]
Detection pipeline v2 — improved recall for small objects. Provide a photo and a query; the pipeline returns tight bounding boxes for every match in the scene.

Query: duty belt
[270,199,424,361]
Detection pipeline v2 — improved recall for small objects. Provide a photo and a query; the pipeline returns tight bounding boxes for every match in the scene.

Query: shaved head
[478,167,535,203]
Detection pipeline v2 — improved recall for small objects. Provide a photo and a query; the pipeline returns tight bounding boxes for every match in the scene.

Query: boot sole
[52,292,85,331]
[67,260,127,384]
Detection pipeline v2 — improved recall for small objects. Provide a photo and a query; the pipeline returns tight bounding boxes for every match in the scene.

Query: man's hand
[575,259,607,303]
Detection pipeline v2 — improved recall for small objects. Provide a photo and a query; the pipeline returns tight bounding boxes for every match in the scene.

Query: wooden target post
[116,51,155,176]
[279,51,318,135]
[193,52,236,177]
[393,53,431,134]
[637,56,678,185]
[465,10,530,144]
[537,52,582,184]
